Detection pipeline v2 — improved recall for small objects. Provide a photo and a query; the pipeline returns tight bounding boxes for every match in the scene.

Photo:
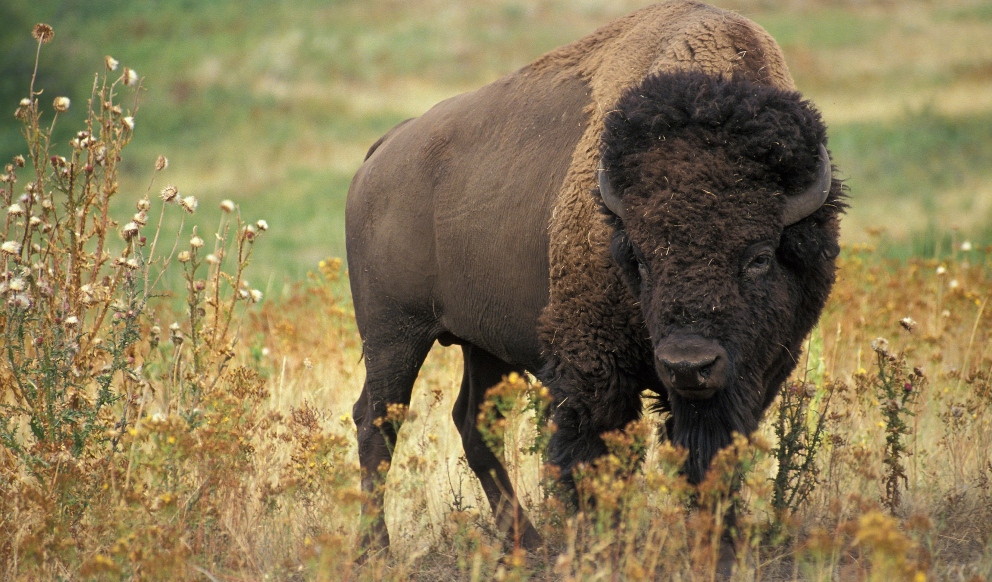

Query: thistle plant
[0,23,272,578]
[863,337,925,513]
[772,379,834,522]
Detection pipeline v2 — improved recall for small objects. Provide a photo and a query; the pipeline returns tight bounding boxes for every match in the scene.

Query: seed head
[122,222,140,240]
[205,254,220,265]
[65,315,79,326]
[899,317,917,332]
[122,67,139,87]
[14,155,25,168]
[256,219,268,231]
[155,155,168,171]
[122,116,135,131]
[9,278,25,292]
[29,216,41,227]
[190,235,204,248]
[961,241,973,252]
[160,185,179,203]
[219,199,235,213]
[52,96,70,113]
[179,196,198,214]
[870,337,890,355]
[250,289,263,302]
[32,24,54,44]
[105,55,119,71]
[936,265,947,276]
[10,294,30,309]
[949,279,960,290]
[8,203,24,217]
[136,197,151,212]
[125,258,140,269]
[177,251,191,263]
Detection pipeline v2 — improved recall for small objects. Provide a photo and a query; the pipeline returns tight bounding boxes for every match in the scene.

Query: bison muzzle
[345,0,844,554]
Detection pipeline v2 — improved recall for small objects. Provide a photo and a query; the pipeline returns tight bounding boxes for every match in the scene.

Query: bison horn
[782,144,832,226]
[598,163,627,222]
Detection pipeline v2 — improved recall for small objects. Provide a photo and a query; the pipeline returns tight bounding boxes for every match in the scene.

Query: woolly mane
[601,71,828,205]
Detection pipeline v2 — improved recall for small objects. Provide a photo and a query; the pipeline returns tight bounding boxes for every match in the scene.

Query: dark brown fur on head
[600,70,844,483]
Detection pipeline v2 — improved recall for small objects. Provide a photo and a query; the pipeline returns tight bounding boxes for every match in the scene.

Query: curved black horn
[782,144,832,226]
[598,162,626,222]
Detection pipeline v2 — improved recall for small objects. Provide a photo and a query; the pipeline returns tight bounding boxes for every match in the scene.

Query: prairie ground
[2,0,992,580]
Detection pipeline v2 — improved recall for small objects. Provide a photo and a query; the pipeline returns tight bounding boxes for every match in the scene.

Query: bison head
[598,71,843,483]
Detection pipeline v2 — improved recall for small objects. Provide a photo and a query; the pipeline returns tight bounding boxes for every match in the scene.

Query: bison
[346,0,843,552]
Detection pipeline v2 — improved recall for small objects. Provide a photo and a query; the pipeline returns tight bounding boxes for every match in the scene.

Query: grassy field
[2,0,992,580]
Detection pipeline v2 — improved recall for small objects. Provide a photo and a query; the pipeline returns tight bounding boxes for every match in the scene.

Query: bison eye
[742,241,777,279]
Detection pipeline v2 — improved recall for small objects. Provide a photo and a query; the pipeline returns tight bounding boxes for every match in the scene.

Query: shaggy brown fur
[545,69,843,487]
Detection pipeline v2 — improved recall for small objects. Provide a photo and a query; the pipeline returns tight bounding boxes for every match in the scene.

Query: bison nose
[655,335,730,399]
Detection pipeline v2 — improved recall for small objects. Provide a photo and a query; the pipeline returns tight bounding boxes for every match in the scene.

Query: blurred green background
[2,0,992,286]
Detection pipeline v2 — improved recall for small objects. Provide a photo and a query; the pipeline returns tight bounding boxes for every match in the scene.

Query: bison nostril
[655,335,730,398]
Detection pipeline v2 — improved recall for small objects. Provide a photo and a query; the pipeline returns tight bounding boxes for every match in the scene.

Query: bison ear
[598,162,627,223]
[782,144,831,226]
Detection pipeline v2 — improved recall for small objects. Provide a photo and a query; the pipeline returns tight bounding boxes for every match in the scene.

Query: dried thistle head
[122,67,139,87]
[179,196,197,214]
[52,96,70,113]
[104,55,119,71]
[154,155,168,171]
[32,23,54,44]
[160,185,178,203]
[121,222,139,241]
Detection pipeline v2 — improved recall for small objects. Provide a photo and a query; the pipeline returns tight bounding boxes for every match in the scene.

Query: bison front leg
[544,364,644,508]
[453,345,542,550]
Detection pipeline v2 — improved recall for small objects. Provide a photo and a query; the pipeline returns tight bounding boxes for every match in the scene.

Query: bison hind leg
[353,328,435,556]
[452,344,542,551]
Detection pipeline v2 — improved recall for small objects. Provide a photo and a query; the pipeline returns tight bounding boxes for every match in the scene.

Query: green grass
[830,109,992,237]
[1,0,991,283]
[753,9,889,50]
